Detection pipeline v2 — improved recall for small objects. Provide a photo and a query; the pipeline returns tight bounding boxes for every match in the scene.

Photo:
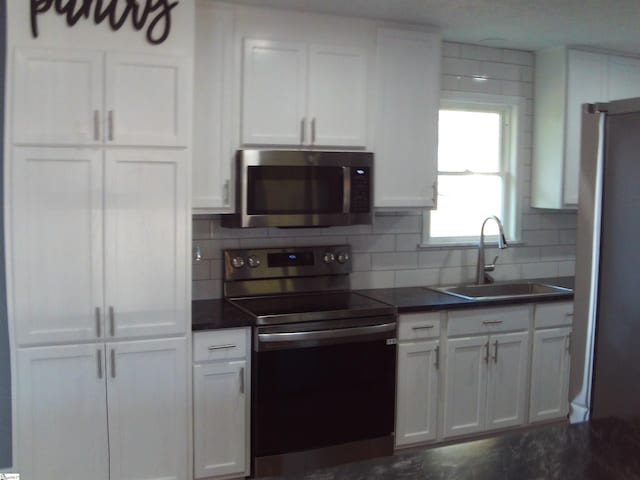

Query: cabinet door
[194,361,248,479]
[242,38,307,145]
[607,55,640,101]
[13,48,103,145]
[193,2,234,212]
[106,338,188,480]
[529,327,572,423]
[486,331,530,431]
[308,45,367,147]
[395,341,440,446]
[105,53,188,146]
[564,50,608,205]
[375,29,440,208]
[17,344,109,480]
[12,147,104,346]
[104,149,188,339]
[443,336,488,438]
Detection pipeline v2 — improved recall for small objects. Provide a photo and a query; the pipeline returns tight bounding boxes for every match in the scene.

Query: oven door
[252,317,397,475]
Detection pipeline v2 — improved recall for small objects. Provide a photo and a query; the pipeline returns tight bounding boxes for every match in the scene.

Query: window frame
[422,91,524,246]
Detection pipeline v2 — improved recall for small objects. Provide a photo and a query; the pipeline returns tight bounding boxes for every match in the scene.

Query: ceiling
[228,0,640,55]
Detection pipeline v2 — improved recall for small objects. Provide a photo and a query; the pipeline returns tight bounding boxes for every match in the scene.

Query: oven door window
[247,166,345,215]
[253,339,395,456]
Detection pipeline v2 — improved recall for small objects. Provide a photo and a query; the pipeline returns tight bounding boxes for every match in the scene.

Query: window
[423,92,523,245]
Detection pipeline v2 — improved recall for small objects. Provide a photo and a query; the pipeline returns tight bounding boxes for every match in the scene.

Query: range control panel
[224,245,352,282]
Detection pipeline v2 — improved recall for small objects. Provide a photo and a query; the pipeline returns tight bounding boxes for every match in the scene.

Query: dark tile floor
[270,418,640,480]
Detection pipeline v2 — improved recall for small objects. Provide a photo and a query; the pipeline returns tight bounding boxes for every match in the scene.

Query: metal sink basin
[431,282,572,301]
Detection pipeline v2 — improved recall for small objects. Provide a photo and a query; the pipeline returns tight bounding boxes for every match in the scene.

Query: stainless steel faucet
[476,216,509,284]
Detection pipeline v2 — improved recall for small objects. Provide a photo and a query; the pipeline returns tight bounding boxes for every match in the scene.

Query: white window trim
[421,91,525,247]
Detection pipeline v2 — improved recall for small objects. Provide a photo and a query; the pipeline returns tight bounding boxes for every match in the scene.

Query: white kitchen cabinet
[485,331,530,431]
[395,340,440,446]
[17,344,109,480]
[11,147,188,346]
[12,47,187,147]
[374,28,441,208]
[17,339,188,480]
[193,329,251,479]
[443,306,530,439]
[395,312,440,447]
[11,147,104,345]
[242,38,367,148]
[193,1,235,212]
[106,338,188,480]
[533,47,640,208]
[104,149,188,339]
[530,301,573,423]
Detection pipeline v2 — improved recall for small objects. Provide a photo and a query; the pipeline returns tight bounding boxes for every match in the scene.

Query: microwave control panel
[350,167,371,213]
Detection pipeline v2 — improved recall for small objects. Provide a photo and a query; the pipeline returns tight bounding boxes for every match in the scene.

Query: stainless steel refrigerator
[570,97,640,422]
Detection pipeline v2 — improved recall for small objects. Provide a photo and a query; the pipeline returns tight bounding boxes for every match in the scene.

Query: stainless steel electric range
[223,245,398,478]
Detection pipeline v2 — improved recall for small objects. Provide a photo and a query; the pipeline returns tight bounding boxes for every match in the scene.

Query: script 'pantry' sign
[30,0,180,45]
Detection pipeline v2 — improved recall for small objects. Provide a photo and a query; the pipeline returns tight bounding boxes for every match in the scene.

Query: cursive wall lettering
[30,0,179,45]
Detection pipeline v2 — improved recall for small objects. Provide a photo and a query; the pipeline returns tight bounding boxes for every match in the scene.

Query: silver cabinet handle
[95,307,101,338]
[482,320,504,325]
[109,306,115,337]
[412,325,434,331]
[431,181,438,207]
[110,349,116,378]
[107,110,114,141]
[493,340,499,363]
[311,117,316,145]
[239,367,245,394]
[94,110,100,141]
[97,349,103,379]
[300,118,306,145]
[434,345,440,370]
[566,334,572,353]
[484,341,490,364]
[208,344,236,351]
[223,179,230,205]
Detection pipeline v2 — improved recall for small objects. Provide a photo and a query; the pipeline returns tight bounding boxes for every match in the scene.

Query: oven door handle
[257,322,396,350]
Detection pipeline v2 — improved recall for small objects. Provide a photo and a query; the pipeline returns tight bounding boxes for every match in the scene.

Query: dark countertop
[192,277,574,330]
[267,417,640,480]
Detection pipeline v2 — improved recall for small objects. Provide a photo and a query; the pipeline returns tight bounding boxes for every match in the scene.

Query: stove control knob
[336,251,350,264]
[231,256,245,269]
[247,255,261,268]
[323,252,335,264]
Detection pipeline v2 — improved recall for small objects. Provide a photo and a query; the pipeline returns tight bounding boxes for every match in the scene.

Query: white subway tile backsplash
[191,41,577,300]
[371,252,419,271]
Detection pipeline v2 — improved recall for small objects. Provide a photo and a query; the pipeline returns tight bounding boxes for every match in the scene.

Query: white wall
[192,41,577,300]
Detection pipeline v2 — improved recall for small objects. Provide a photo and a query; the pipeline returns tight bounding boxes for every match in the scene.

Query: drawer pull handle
[493,340,499,363]
[482,320,504,325]
[208,344,236,351]
[565,313,574,317]
[484,341,490,364]
[239,367,245,394]
[434,345,440,370]
[412,325,434,330]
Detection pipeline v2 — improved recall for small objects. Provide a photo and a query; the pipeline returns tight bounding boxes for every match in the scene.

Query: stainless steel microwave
[221,150,374,228]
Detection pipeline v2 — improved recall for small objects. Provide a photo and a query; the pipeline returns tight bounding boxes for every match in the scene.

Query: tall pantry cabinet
[6,16,192,480]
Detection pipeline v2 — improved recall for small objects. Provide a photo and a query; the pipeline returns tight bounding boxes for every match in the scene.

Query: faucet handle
[484,256,499,272]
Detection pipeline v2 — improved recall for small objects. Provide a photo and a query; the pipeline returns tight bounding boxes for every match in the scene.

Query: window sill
[418,240,525,250]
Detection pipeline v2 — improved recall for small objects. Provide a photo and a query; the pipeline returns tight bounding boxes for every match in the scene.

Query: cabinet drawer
[448,306,530,336]
[534,301,574,328]
[193,328,249,362]
[398,312,440,341]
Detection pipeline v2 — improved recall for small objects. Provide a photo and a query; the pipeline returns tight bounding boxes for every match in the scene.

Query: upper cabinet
[241,38,368,148]
[533,47,640,209]
[374,28,441,209]
[13,48,188,147]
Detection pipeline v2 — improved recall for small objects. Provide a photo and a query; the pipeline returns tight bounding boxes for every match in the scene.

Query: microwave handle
[342,166,351,214]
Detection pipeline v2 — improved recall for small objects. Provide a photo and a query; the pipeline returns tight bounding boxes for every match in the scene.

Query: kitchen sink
[430,282,572,301]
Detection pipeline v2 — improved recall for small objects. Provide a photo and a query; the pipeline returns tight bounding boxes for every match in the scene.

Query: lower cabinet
[530,301,574,423]
[193,328,251,479]
[17,337,188,480]
[395,313,441,447]
[442,307,530,439]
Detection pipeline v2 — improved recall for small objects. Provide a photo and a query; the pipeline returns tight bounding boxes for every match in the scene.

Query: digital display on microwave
[247,166,344,215]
